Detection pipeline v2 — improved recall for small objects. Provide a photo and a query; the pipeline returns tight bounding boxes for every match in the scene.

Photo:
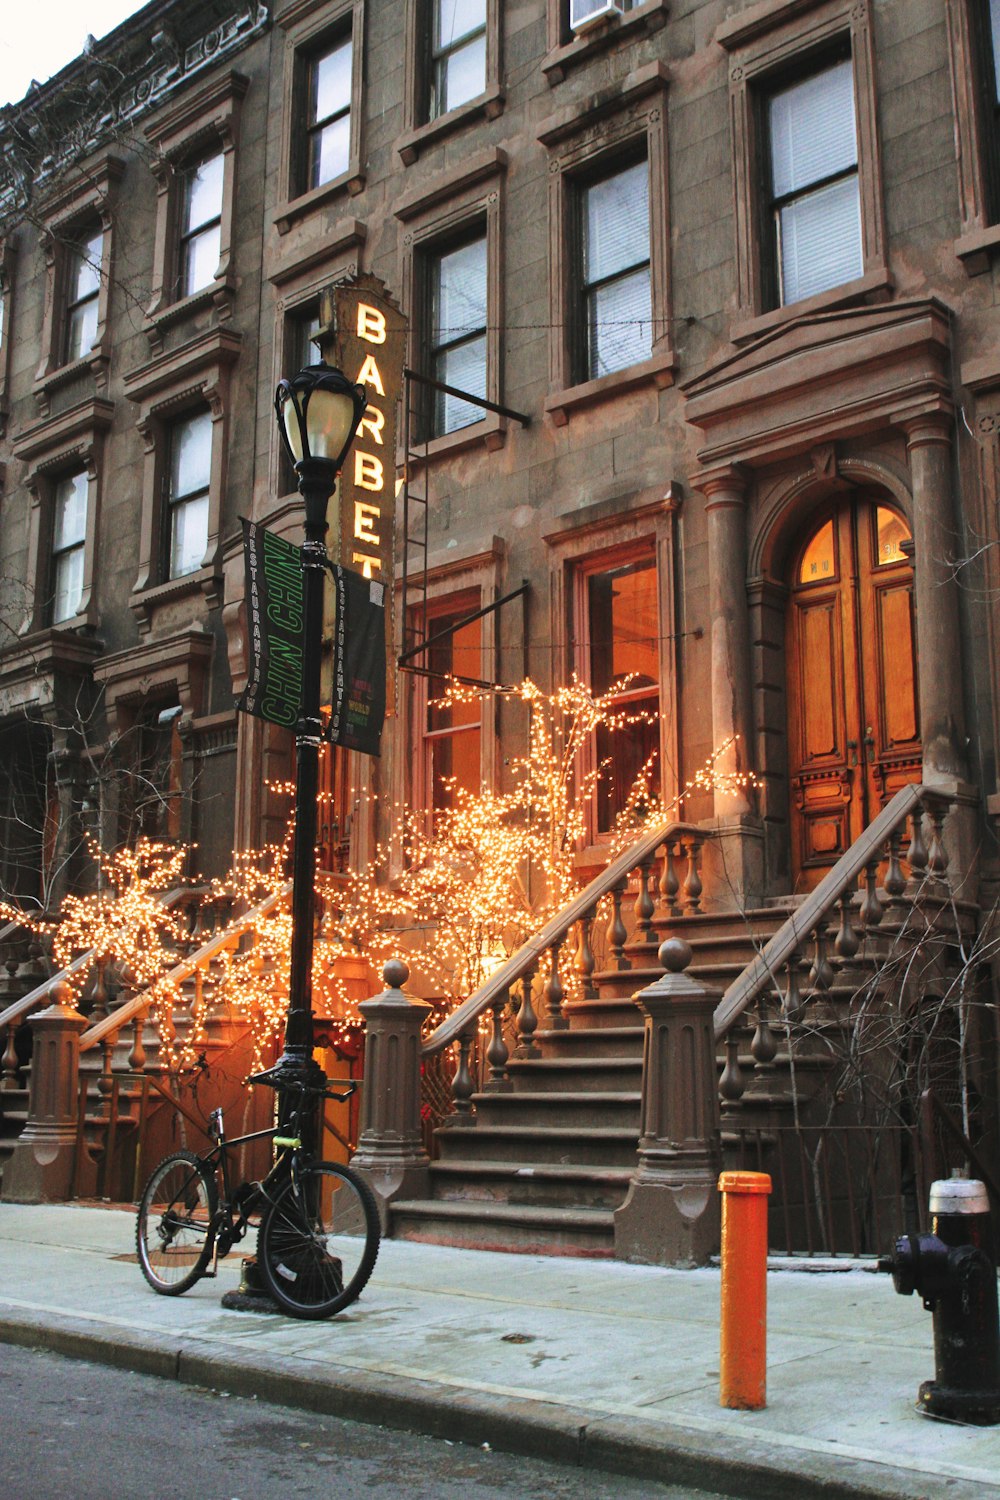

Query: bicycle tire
[136,1151,217,1295]
[257,1162,380,1319]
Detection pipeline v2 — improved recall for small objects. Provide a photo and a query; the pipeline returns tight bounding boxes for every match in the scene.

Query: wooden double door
[787,496,921,888]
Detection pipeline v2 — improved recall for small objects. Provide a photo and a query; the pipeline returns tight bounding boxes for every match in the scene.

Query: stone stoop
[389,903,801,1256]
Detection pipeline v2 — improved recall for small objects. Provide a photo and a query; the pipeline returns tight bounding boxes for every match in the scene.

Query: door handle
[863,726,876,758]
[846,739,858,768]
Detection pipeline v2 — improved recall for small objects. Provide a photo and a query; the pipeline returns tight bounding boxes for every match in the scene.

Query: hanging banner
[236,518,303,730]
[326,563,387,757]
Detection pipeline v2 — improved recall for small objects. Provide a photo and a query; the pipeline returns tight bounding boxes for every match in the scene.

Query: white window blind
[769,59,862,305]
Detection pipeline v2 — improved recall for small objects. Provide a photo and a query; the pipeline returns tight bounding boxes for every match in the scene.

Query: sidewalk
[1,1203,998,1500]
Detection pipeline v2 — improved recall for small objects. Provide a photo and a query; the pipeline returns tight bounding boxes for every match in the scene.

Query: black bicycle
[135,1067,380,1320]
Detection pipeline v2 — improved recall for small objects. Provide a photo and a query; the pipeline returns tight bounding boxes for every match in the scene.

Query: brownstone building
[0,0,998,1255]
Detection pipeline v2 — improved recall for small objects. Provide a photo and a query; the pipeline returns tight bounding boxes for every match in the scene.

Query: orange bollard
[718,1170,772,1409]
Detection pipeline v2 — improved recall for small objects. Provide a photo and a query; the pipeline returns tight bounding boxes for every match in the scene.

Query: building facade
[1,0,999,1232]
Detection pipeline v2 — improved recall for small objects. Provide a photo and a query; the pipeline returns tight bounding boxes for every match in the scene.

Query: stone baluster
[545,940,567,1028]
[750,999,778,1082]
[353,960,432,1226]
[925,797,951,879]
[658,841,681,918]
[835,892,860,960]
[783,952,804,1022]
[682,837,704,914]
[97,1038,114,1115]
[514,962,540,1058]
[607,880,629,970]
[884,830,906,905]
[808,926,833,995]
[451,1028,476,1123]
[2,1020,20,1091]
[574,906,598,1001]
[907,808,929,880]
[860,861,884,929]
[614,939,721,1266]
[484,996,511,1092]
[633,856,656,945]
[128,1011,147,1074]
[719,1034,746,1130]
[89,959,109,1025]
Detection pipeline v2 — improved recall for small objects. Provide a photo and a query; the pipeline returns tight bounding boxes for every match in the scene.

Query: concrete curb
[1,1306,992,1500]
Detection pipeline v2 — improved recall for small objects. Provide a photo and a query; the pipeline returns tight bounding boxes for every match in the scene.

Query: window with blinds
[578,158,651,381]
[51,473,88,624]
[167,412,212,580]
[428,234,488,436]
[767,58,862,306]
[178,154,223,298]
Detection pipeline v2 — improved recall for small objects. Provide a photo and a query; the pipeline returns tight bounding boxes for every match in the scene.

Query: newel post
[351,959,432,1228]
[4,981,88,1203]
[614,938,721,1267]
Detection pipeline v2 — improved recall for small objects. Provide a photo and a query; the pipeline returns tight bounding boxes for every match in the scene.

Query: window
[428,234,488,435]
[585,554,660,831]
[947,0,1000,268]
[64,230,103,364]
[307,37,353,190]
[178,154,224,299]
[431,0,487,118]
[274,0,366,230]
[577,158,651,382]
[992,0,1000,99]
[766,59,862,307]
[539,68,674,424]
[718,0,886,336]
[143,72,246,333]
[167,413,212,580]
[422,599,483,812]
[50,472,88,624]
[569,0,635,31]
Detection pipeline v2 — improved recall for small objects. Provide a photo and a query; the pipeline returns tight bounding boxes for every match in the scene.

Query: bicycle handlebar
[244,1066,358,1102]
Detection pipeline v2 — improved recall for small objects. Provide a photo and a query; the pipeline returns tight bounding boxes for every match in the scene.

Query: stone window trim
[946,0,1000,274]
[717,0,889,343]
[92,627,214,731]
[961,350,1000,800]
[273,0,366,236]
[397,0,504,166]
[543,0,668,88]
[32,156,125,413]
[538,64,675,428]
[0,239,15,436]
[267,217,367,506]
[390,534,504,861]
[143,69,248,345]
[543,486,681,854]
[396,148,507,460]
[123,327,242,633]
[11,396,114,636]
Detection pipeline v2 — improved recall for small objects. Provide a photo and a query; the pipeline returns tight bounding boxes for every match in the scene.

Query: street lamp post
[273,364,367,1107]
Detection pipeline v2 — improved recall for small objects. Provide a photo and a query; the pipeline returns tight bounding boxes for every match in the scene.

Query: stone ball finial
[52,979,74,1008]
[659,938,692,974]
[383,958,409,990]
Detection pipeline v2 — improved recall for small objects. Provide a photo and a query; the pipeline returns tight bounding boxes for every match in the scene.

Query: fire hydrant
[879,1177,1000,1424]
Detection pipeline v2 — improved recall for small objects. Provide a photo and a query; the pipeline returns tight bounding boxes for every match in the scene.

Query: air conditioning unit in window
[570,0,623,33]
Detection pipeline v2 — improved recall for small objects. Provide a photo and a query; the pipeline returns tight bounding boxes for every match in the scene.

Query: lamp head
[274,364,367,475]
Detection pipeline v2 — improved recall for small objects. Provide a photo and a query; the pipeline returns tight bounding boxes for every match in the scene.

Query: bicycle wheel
[136,1151,217,1295]
[257,1163,380,1319]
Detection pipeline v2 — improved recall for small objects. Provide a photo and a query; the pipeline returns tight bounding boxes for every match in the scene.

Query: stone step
[435,1123,638,1168]
[505,1056,642,1093]
[533,1025,644,1059]
[426,1159,634,1211]
[390,1198,616,1256]
[472,1090,641,1132]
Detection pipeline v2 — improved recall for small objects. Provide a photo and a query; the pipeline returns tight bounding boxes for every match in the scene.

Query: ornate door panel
[787,499,919,888]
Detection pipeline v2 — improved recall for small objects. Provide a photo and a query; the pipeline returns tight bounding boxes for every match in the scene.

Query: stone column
[351,959,431,1227]
[904,415,967,781]
[614,939,721,1266]
[4,982,87,1203]
[697,467,763,907]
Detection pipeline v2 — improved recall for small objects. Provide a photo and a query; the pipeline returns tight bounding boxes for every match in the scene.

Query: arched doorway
[786,495,920,889]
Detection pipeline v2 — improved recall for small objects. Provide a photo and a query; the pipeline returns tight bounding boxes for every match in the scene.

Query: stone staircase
[390,903,796,1255]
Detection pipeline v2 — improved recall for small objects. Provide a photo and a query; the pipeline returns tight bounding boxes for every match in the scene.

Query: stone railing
[711,783,955,1115]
